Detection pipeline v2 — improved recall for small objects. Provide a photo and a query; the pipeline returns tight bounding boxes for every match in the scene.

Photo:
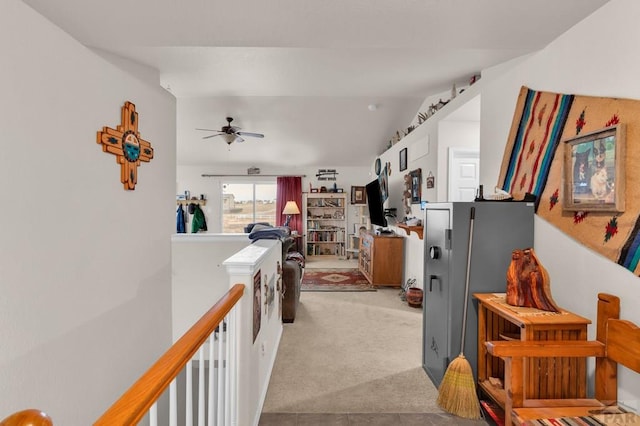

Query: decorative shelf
[397,224,423,239]
[177,199,206,206]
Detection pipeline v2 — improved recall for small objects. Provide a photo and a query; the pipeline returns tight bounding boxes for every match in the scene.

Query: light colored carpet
[262,288,442,413]
[304,258,358,269]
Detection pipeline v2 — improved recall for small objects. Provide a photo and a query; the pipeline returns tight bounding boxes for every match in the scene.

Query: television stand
[358,231,404,287]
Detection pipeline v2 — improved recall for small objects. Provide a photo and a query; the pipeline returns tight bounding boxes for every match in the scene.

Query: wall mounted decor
[351,186,366,204]
[378,163,389,202]
[563,124,625,212]
[97,101,154,190]
[316,169,338,181]
[410,168,422,203]
[253,270,261,343]
[498,86,640,277]
[399,147,407,171]
[426,171,435,189]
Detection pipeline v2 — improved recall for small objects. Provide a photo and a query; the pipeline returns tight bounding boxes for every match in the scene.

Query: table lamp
[282,201,300,227]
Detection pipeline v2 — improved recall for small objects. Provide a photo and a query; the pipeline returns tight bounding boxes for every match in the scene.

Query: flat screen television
[365,178,387,228]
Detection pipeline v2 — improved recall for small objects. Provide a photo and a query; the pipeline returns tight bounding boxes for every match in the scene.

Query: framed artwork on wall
[563,124,625,212]
[399,147,408,171]
[410,168,422,204]
[351,186,366,204]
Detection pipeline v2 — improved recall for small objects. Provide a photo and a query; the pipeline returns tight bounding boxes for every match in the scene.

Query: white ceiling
[24,0,608,168]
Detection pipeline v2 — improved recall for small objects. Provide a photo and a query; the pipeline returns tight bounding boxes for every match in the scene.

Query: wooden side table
[474,293,591,411]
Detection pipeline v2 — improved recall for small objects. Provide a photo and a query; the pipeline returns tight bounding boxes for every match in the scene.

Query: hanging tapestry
[498,87,574,205]
[498,86,640,276]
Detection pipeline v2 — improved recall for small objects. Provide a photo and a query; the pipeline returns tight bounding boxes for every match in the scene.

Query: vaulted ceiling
[24,0,608,168]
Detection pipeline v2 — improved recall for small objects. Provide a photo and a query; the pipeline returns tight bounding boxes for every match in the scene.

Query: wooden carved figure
[506,248,560,312]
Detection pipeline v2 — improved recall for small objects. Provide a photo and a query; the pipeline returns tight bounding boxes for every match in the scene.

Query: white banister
[207,333,215,426]
[217,322,225,425]
[169,381,177,426]
[149,403,157,426]
[186,357,193,425]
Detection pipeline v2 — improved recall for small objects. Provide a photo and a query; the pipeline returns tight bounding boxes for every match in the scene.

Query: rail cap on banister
[223,239,280,274]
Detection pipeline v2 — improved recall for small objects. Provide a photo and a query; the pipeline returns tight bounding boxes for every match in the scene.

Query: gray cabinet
[422,202,534,387]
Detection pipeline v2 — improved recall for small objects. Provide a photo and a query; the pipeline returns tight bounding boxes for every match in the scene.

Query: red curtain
[276,176,302,232]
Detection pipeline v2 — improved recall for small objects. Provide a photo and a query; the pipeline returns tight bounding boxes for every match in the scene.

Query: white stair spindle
[186,358,193,426]
[149,402,158,426]
[217,320,225,425]
[208,333,216,426]
[198,346,205,426]
[229,311,237,426]
[224,315,231,421]
[170,380,178,426]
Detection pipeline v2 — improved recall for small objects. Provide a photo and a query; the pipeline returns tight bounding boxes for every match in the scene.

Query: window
[222,182,277,233]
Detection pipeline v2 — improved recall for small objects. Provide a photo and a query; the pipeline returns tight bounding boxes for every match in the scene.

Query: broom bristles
[437,354,481,420]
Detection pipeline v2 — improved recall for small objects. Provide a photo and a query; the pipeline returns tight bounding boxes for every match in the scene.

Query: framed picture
[410,168,422,204]
[351,186,366,204]
[563,124,625,212]
[253,270,261,343]
[399,148,408,171]
[379,164,389,202]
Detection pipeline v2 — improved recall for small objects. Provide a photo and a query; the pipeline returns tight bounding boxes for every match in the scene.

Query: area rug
[301,269,376,292]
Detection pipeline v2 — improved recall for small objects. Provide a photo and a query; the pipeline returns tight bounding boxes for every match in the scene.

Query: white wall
[0,1,176,423]
[171,234,251,341]
[478,0,640,408]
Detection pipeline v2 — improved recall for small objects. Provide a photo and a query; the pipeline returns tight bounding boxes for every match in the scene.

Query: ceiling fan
[196,117,265,145]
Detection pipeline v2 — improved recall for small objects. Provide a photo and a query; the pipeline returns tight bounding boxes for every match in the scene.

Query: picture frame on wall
[399,147,408,171]
[351,186,366,204]
[410,168,422,204]
[563,124,625,212]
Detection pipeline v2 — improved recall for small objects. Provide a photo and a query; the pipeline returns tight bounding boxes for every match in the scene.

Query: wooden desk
[474,293,591,411]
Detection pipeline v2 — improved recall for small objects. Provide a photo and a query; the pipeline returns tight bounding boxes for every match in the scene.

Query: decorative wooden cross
[97,101,154,190]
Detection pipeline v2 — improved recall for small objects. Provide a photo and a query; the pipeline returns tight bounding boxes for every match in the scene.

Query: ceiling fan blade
[202,134,222,139]
[236,131,264,138]
[195,128,220,132]
[235,136,245,143]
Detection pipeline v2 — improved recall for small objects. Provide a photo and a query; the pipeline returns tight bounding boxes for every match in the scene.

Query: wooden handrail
[94,283,245,426]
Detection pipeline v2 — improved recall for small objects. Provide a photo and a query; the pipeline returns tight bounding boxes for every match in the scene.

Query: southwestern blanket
[498,86,640,276]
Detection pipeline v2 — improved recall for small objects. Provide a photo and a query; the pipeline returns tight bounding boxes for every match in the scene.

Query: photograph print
[563,124,625,212]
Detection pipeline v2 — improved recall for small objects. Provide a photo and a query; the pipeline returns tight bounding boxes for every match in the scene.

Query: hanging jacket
[191,204,207,233]
[176,204,186,233]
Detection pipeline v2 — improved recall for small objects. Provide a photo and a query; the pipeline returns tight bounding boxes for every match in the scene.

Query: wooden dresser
[474,293,591,411]
[358,232,404,287]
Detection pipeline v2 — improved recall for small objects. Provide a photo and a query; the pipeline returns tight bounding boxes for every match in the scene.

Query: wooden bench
[485,293,640,425]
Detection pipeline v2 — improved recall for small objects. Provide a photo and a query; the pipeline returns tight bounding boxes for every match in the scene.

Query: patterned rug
[301,268,376,292]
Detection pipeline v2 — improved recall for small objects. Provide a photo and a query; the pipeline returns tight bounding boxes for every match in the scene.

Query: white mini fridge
[422,201,534,387]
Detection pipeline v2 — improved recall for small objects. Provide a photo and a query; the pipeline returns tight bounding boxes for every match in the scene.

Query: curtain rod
[201,174,306,177]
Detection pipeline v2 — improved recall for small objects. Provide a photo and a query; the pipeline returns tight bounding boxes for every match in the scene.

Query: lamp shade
[282,201,301,215]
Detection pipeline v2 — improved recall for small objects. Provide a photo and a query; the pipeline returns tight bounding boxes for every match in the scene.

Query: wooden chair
[485,293,640,425]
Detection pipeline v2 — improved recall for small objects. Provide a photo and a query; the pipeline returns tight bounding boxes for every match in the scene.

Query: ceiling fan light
[222,133,236,144]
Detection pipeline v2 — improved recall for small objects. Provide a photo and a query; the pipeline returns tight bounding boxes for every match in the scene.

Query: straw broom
[436,206,481,420]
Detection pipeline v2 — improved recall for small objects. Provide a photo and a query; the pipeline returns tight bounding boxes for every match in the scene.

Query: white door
[448,148,480,201]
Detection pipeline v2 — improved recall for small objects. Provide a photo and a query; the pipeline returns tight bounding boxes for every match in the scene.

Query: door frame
[447,147,480,201]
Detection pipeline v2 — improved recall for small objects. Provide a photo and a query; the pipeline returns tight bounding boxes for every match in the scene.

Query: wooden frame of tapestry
[562,124,625,212]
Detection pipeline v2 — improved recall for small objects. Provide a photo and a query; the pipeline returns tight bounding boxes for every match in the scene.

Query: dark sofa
[248,224,304,323]
[281,256,303,323]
